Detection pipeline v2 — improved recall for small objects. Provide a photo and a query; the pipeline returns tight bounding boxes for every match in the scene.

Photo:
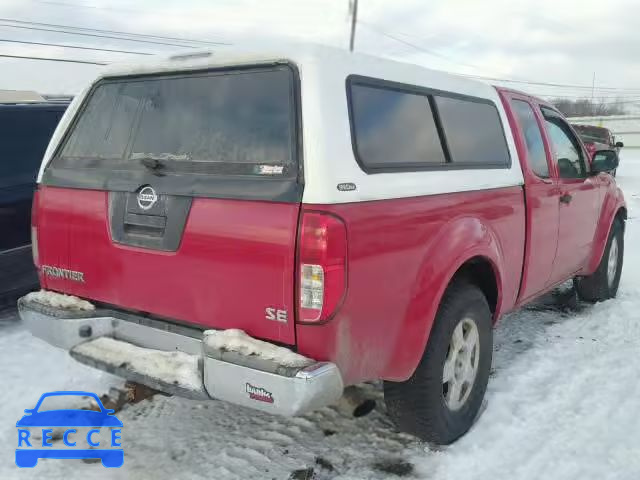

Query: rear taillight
[31,190,39,267]
[298,211,347,324]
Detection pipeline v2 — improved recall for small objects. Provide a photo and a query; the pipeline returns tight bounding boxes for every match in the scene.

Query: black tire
[574,218,624,302]
[384,280,492,445]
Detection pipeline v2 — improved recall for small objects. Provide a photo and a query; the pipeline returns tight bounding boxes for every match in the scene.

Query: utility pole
[591,71,596,115]
[349,0,358,52]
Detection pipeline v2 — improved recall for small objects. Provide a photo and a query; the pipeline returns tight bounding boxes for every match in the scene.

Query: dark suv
[0,99,68,298]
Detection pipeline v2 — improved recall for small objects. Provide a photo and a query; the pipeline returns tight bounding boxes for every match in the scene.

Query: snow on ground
[2,152,640,479]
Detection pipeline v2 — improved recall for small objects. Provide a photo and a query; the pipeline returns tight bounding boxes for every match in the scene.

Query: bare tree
[552,98,627,117]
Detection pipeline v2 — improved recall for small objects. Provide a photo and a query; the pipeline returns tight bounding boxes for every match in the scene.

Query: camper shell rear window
[44,64,302,202]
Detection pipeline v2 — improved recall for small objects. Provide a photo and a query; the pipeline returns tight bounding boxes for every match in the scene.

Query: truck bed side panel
[296,186,526,384]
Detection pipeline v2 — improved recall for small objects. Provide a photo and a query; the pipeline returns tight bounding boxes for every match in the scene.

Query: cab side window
[541,107,587,179]
[512,100,548,178]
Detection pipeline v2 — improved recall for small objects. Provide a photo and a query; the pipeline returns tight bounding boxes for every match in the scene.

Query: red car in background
[572,123,624,159]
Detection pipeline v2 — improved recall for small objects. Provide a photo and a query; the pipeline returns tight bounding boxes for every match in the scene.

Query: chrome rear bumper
[18,294,344,416]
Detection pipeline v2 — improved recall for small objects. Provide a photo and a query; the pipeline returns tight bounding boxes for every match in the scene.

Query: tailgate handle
[125,213,167,229]
[124,213,167,237]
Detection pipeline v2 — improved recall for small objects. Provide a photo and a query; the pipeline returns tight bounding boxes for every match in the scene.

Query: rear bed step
[71,337,208,400]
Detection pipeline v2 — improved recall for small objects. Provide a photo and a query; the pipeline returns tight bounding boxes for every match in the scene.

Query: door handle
[559,193,572,204]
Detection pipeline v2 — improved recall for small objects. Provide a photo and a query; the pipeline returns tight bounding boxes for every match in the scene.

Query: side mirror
[591,150,619,175]
[615,141,624,148]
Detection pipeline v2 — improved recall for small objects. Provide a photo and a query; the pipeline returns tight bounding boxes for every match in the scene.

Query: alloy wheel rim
[442,317,480,411]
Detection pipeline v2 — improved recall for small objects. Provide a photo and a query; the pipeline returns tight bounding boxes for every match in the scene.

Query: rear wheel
[384,280,492,445]
[574,218,624,302]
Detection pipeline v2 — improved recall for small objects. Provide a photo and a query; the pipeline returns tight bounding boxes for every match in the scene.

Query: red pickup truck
[572,123,624,158]
[572,123,624,176]
[19,46,626,445]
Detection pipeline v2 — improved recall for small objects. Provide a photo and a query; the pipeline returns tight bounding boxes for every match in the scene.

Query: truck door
[504,94,559,301]
[539,107,601,284]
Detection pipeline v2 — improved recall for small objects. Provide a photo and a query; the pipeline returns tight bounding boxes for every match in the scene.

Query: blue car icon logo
[16,391,123,468]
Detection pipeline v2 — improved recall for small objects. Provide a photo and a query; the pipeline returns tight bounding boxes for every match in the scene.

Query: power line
[358,20,488,73]
[0,38,152,55]
[517,86,640,98]
[359,21,640,93]
[0,53,106,65]
[34,0,146,14]
[547,97,640,105]
[0,17,229,47]
[597,99,640,105]
[0,23,198,49]
[463,73,640,93]
[528,88,640,99]
[537,93,640,99]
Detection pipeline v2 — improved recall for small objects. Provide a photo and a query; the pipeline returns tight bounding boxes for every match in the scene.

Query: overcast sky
[1,0,639,105]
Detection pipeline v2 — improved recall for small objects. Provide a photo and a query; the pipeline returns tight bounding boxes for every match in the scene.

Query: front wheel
[574,218,624,302]
[384,280,492,445]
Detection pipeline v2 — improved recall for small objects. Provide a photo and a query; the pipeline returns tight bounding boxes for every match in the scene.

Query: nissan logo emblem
[137,186,158,210]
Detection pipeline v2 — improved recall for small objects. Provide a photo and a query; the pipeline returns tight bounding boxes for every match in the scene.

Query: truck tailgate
[37,186,299,346]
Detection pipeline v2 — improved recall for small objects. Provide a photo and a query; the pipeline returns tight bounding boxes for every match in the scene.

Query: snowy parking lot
[2,152,640,480]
